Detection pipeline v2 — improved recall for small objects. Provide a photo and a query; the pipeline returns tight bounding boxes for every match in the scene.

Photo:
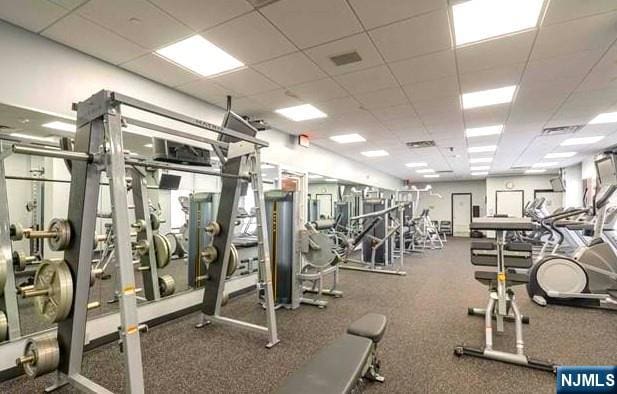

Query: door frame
[451,192,472,236]
[495,190,524,217]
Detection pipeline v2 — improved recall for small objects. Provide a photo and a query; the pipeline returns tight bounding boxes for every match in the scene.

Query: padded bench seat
[474,271,529,286]
[347,313,387,343]
[470,242,532,268]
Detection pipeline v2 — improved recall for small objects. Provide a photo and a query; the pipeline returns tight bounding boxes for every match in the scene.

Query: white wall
[0,21,401,191]
[486,175,554,216]
[412,181,486,222]
[562,163,584,207]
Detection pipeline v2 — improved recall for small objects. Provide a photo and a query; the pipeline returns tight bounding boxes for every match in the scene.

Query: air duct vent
[541,125,582,136]
[437,170,453,174]
[0,125,11,129]
[330,51,362,66]
[406,140,436,149]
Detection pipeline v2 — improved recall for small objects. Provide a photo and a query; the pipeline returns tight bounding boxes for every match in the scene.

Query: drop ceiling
[1,0,617,181]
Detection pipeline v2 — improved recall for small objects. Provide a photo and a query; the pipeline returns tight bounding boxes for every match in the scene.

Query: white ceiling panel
[459,63,524,93]
[577,43,617,92]
[543,0,617,26]
[212,67,280,96]
[288,78,348,103]
[389,49,455,85]
[248,88,304,111]
[456,30,535,74]
[0,0,68,32]
[77,0,192,49]
[43,14,149,65]
[369,104,417,122]
[334,65,398,94]
[369,9,451,62]
[122,54,201,87]
[315,96,362,115]
[412,95,461,118]
[381,116,424,132]
[523,49,603,86]
[253,52,326,86]
[403,76,459,102]
[202,11,296,64]
[348,0,446,30]
[464,105,510,128]
[531,11,617,60]
[353,87,408,109]
[176,78,236,106]
[227,96,267,115]
[261,0,362,49]
[149,0,253,31]
[48,0,87,10]
[303,33,384,76]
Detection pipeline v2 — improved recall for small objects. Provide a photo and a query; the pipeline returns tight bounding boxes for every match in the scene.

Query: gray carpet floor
[2,238,616,393]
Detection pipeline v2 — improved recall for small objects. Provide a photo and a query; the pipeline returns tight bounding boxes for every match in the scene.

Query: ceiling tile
[463,105,510,128]
[543,0,617,25]
[459,63,524,93]
[369,9,451,62]
[303,33,383,76]
[334,65,398,94]
[43,14,149,65]
[0,0,68,32]
[354,87,408,109]
[48,0,86,10]
[203,11,296,64]
[122,54,201,87]
[247,88,303,111]
[176,78,236,106]
[212,67,280,96]
[456,30,535,74]
[412,96,461,118]
[403,76,459,102]
[349,0,446,29]
[315,96,362,115]
[389,49,455,85]
[370,104,417,122]
[531,11,617,60]
[577,43,617,92]
[261,0,362,49]
[228,96,267,116]
[523,49,602,87]
[288,78,348,103]
[77,0,192,49]
[149,0,253,31]
[253,52,326,86]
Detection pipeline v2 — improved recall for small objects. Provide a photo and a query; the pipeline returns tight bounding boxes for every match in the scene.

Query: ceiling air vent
[406,140,436,149]
[330,51,362,67]
[541,125,582,136]
[0,125,11,129]
[437,170,453,174]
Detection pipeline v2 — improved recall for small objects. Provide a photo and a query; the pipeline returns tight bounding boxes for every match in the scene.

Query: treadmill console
[595,151,617,186]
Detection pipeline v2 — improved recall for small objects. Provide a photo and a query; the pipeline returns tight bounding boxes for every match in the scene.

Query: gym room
[0,0,616,393]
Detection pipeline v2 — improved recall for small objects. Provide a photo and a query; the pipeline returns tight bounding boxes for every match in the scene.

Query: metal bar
[339,264,407,276]
[12,144,91,162]
[206,316,268,334]
[124,159,242,180]
[350,204,400,221]
[111,92,269,147]
[68,373,114,394]
[123,117,227,150]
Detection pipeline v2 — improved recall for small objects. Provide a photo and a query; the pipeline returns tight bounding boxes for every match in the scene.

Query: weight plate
[150,213,160,231]
[0,255,7,295]
[227,244,238,277]
[158,275,175,297]
[153,233,171,269]
[48,218,71,251]
[13,251,27,271]
[33,260,74,323]
[303,232,338,268]
[0,311,7,342]
[22,336,60,378]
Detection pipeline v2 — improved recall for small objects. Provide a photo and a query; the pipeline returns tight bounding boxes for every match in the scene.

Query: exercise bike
[527,151,617,309]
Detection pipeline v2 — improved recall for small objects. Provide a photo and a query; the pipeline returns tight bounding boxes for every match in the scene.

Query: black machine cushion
[474,271,529,286]
[470,242,532,268]
[276,334,373,394]
[347,313,387,343]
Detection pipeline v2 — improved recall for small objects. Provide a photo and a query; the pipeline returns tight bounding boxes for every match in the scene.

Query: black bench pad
[276,334,372,394]
[347,313,387,343]
[475,271,529,285]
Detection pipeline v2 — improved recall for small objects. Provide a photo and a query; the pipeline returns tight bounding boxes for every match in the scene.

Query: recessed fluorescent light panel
[525,169,546,174]
[471,172,489,176]
[275,104,327,121]
[405,162,428,168]
[10,133,58,143]
[325,178,338,182]
[466,124,503,138]
[416,168,435,174]
[329,133,366,144]
[156,35,244,77]
[469,157,493,163]
[424,174,440,178]
[361,150,389,157]
[468,145,497,153]
[470,166,490,171]
[532,162,559,168]
[589,112,617,125]
[545,152,576,159]
[452,0,544,46]
[462,85,516,109]
[560,136,605,146]
[144,143,153,148]
[42,121,75,132]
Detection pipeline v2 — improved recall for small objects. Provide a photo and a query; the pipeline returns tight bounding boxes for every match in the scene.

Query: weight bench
[277,313,387,394]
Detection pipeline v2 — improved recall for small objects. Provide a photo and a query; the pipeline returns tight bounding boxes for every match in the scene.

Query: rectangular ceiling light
[469,157,493,163]
[470,165,490,171]
[466,124,503,137]
[329,133,366,144]
[452,0,544,46]
[405,162,428,168]
[468,145,497,153]
[424,174,440,178]
[545,152,576,159]
[560,136,605,146]
[10,133,58,142]
[325,178,338,182]
[144,143,153,148]
[42,121,75,132]
[156,35,244,77]
[462,85,516,109]
[361,150,389,157]
[416,168,435,174]
[532,161,559,168]
[471,171,489,176]
[308,174,323,179]
[275,104,327,121]
[589,111,617,125]
[525,169,546,174]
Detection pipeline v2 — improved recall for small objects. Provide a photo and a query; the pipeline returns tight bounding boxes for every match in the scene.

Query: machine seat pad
[471,241,495,250]
[504,242,532,252]
[276,334,372,394]
[347,313,387,343]
[474,271,529,285]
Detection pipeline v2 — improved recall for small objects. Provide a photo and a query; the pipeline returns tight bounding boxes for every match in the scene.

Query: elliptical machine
[527,151,617,309]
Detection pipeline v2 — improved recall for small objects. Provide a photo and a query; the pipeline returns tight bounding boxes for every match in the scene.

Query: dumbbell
[10,218,72,251]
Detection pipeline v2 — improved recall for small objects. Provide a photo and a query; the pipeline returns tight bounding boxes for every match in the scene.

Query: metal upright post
[399,204,405,270]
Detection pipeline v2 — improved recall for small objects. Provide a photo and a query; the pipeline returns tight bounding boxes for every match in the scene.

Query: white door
[535,191,564,213]
[496,190,524,217]
[316,194,332,218]
[452,194,471,237]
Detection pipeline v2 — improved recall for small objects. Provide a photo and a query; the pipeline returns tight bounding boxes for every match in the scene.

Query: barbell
[11,218,72,251]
